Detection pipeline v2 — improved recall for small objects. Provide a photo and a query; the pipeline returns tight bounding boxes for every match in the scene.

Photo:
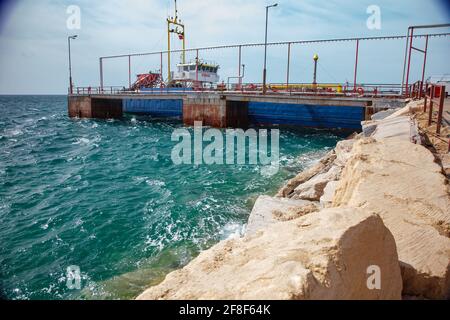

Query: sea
[0,95,344,299]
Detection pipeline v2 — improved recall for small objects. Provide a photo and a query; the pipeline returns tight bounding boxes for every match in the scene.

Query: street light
[68,35,78,94]
[262,3,278,95]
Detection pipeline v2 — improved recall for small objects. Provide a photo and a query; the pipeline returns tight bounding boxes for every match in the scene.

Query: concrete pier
[67,93,389,130]
[68,96,123,119]
[183,95,248,128]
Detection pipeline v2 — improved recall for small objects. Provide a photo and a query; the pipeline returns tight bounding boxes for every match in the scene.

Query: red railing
[424,83,446,134]
[410,80,426,99]
[423,83,449,152]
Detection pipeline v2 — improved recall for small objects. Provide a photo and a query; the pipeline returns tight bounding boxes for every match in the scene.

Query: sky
[0,0,449,94]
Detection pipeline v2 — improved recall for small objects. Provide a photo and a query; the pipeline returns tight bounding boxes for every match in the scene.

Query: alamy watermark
[171,122,280,177]
[366,5,381,30]
[66,265,81,290]
[366,265,381,290]
[66,5,81,30]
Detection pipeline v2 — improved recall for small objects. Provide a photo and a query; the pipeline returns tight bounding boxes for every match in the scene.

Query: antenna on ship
[167,0,186,82]
[175,0,178,20]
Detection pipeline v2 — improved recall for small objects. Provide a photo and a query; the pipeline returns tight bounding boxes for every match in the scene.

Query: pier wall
[247,102,365,129]
[69,94,373,130]
[123,99,182,117]
[183,97,227,127]
[68,96,123,119]
[68,96,93,118]
[183,97,249,128]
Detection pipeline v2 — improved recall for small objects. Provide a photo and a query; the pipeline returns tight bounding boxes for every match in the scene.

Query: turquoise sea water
[0,95,344,300]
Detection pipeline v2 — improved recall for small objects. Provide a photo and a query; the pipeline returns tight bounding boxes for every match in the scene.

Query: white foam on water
[145,179,165,187]
[72,136,101,147]
[72,137,90,145]
[5,128,23,137]
[219,222,246,240]
[132,176,147,184]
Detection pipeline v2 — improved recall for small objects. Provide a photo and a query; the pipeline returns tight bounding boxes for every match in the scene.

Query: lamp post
[68,35,78,94]
[313,54,319,85]
[262,3,278,95]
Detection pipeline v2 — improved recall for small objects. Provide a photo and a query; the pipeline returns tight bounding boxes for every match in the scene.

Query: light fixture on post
[68,35,78,95]
[262,3,278,95]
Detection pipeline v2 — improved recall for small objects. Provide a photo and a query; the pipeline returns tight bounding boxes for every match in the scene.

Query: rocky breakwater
[137,100,449,300]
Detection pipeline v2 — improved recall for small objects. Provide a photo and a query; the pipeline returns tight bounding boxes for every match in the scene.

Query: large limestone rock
[246,195,319,235]
[383,99,423,120]
[362,116,419,143]
[334,139,356,167]
[277,151,336,198]
[320,181,339,208]
[292,165,342,201]
[371,109,399,121]
[137,207,402,300]
[332,138,450,299]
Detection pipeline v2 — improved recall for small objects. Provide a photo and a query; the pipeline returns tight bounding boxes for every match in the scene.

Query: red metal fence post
[405,28,414,96]
[428,85,434,126]
[436,86,445,135]
[424,83,428,112]
[420,35,429,98]
[401,28,411,96]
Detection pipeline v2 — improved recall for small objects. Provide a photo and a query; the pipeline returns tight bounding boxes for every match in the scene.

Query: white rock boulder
[137,207,402,300]
[246,195,319,235]
[292,165,342,201]
[332,138,450,299]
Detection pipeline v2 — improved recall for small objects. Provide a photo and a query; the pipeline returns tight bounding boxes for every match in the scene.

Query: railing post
[405,28,414,96]
[128,55,132,89]
[195,49,199,88]
[99,58,104,91]
[286,42,291,93]
[420,35,429,99]
[436,86,445,135]
[424,83,428,112]
[353,39,359,93]
[160,51,163,92]
[428,85,434,126]
[238,45,242,90]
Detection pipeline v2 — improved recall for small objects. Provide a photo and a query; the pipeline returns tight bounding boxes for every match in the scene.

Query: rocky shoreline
[137,100,450,300]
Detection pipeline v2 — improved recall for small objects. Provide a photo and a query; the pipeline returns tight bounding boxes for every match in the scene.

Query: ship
[171,60,220,85]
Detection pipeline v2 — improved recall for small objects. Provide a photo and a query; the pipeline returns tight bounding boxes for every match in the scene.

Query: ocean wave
[4,128,23,137]
[72,137,90,145]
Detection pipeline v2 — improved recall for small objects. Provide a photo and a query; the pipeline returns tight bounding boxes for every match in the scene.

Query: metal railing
[71,86,129,95]
[72,82,405,99]
[424,83,446,134]
[422,83,449,153]
[96,30,449,96]
[410,80,425,99]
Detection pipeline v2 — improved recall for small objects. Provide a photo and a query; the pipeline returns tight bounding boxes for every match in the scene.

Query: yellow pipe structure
[166,0,186,82]
[269,83,343,90]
